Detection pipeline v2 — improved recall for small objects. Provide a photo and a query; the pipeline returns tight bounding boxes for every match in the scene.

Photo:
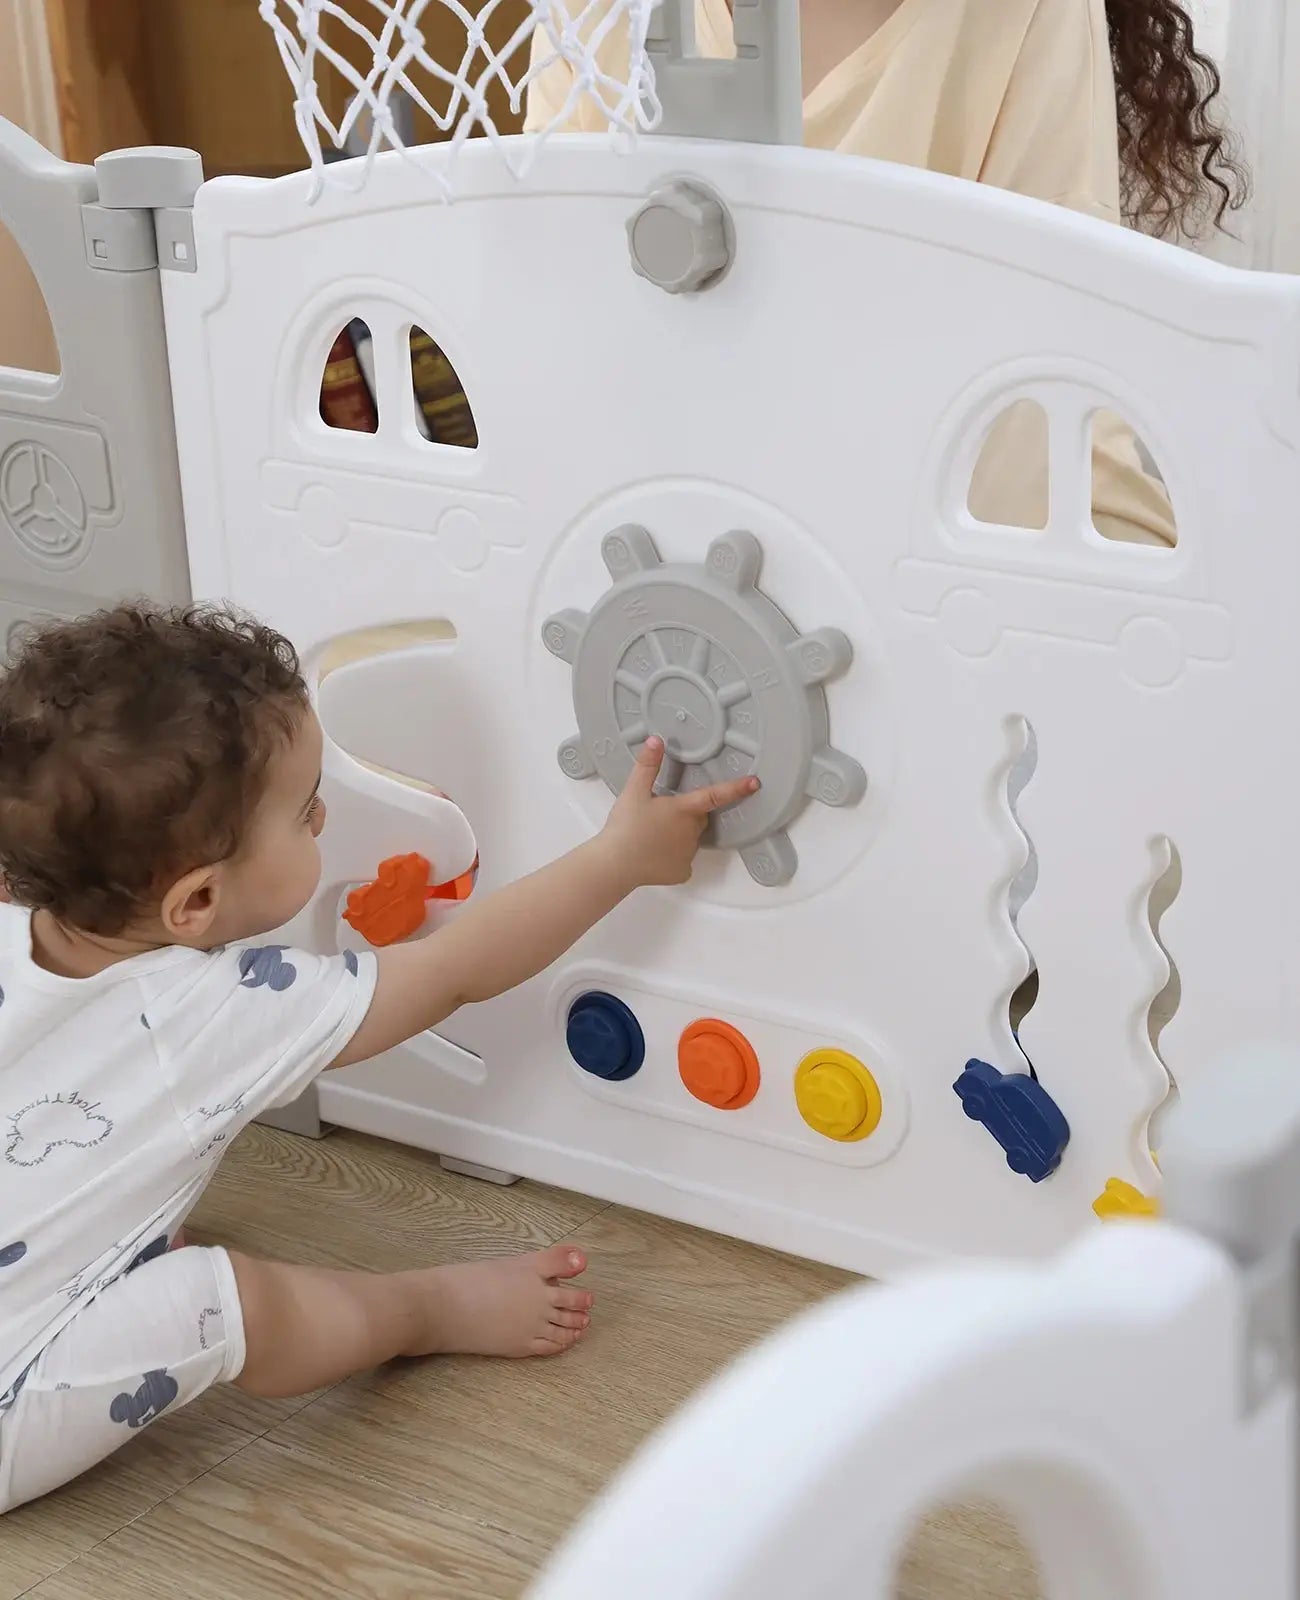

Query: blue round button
[566,992,645,1081]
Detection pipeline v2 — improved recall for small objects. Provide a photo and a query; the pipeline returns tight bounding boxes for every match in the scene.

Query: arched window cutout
[967,400,1049,532]
[0,222,57,374]
[409,327,478,450]
[319,320,378,433]
[1090,410,1178,546]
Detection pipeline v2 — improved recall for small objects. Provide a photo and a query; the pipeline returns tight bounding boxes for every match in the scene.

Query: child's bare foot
[407,1245,593,1359]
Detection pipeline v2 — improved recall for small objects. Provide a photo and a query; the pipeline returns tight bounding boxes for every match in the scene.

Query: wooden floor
[3,1126,1044,1599]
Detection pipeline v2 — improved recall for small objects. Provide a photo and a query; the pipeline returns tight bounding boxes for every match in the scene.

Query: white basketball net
[258,0,661,199]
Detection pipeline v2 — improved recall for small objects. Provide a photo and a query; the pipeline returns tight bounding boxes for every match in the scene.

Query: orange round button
[678,1020,760,1110]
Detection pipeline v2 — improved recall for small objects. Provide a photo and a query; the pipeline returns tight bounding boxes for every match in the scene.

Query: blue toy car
[953,1058,1069,1183]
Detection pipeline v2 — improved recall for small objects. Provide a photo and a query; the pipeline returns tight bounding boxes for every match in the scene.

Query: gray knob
[627,181,732,295]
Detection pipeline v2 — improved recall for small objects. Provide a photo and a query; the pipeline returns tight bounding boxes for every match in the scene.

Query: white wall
[1187,0,1231,65]
[1260,6,1300,274]
[1192,0,1298,273]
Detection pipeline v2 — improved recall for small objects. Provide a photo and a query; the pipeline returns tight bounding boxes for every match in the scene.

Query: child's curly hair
[0,604,309,936]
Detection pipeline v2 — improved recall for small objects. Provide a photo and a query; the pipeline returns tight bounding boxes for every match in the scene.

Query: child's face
[216,709,327,943]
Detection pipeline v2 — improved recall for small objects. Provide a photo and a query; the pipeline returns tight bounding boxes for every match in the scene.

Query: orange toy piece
[678,1019,761,1110]
[343,851,478,948]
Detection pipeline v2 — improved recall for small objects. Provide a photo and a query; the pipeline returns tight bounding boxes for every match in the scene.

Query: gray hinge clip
[82,145,204,274]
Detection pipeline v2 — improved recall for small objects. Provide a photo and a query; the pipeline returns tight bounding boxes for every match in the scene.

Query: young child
[0,603,757,1515]
[527,0,1246,543]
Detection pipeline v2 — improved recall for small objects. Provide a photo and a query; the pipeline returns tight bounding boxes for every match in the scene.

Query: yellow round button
[795,1050,882,1142]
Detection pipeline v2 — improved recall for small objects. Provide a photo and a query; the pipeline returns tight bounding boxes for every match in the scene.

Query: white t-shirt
[0,906,376,1400]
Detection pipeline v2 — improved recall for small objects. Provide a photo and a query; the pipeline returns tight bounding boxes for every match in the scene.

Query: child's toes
[538,1245,586,1281]
[549,1308,590,1331]
[532,1327,581,1356]
[551,1284,593,1312]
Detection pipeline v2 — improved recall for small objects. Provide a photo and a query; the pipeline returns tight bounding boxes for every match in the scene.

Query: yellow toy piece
[1093,1177,1161,1221]
[795,1049,882,1143]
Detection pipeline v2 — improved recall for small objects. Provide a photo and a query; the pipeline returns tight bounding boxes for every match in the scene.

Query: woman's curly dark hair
[1107,0,1249,239]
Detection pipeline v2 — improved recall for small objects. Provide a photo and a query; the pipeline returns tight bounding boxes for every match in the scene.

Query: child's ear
[159,865,222,941]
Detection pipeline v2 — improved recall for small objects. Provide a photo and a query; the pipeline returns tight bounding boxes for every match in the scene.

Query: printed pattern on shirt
[238,947,298,992]
[5,1092,113,1168]
[109,1368,178,1429]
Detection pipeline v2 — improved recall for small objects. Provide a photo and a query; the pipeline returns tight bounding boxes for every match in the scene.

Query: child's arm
[329,739,758,1070]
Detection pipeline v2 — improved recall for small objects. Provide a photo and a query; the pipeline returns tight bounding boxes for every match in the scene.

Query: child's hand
[330,737,761,1069]
[599,737,760,887]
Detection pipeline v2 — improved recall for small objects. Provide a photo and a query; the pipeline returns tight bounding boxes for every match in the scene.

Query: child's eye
[305,796,323,824]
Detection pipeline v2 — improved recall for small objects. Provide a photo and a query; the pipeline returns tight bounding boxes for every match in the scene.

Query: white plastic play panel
[163,134,1300,1276]
[531,1051,1300,1597]
[528,1222,1295,1598]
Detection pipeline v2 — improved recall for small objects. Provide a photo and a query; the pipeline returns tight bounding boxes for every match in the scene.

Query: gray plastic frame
[0,123,198,656]
[645,0,803,146]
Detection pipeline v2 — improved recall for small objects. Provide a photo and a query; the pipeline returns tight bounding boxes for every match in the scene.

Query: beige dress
[526,0,1177,545]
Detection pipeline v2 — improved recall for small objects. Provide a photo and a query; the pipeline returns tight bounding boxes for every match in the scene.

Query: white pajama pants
[0,1245,246,1514]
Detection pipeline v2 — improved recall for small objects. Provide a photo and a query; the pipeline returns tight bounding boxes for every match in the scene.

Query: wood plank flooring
[3,1125,1042,1599]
